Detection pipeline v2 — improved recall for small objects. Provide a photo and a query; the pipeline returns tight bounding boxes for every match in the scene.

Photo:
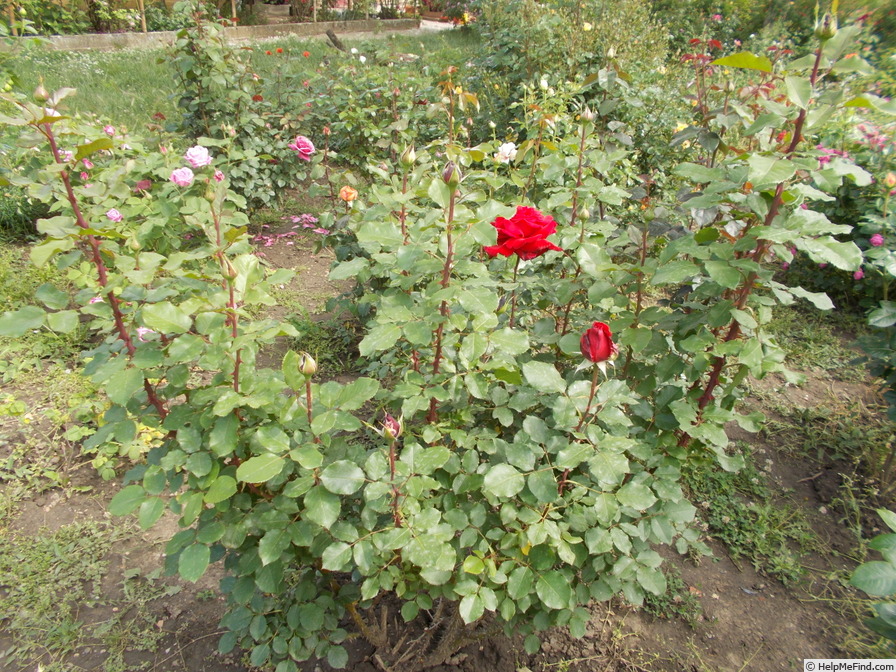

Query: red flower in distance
[303,50,310,58]
[252,94,264,102]
[276,47,283,53]
[484,206,563,260]
[580,322,618,363]
[265,50,272,55]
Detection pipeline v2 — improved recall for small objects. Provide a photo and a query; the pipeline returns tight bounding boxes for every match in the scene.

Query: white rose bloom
[495,141,518,164]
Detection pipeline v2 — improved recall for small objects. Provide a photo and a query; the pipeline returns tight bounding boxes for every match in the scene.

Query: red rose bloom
[276,47,283,53]
[303,50,310,58]
[252,94,264,102]
[580,322,617,363]
[484,206,563,260]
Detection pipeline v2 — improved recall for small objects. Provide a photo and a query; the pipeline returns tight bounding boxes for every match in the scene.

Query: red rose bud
[580,321,618,363]
[484,206,563,260]
[381,413,402,440]
[442,161,461,189]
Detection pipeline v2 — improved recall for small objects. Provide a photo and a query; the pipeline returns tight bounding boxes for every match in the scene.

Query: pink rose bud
[214,169,225,182]
[886,173,896,188]
[103,125,115,137]
[871,233,885,247]
[106,208,123,222]
[82,159,94,169]
[184,145,213,168]
[380,413,402,441]
[854,269,864,280]
[170,167,195,187]
[80,172,89,180]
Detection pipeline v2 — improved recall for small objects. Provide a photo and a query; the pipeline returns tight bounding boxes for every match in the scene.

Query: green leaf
[304,485,340,529]
[142,301,192,334]
[704,260,741,289]
[711,52,773,73]
[616,482,657,511]
[637,565,667,596]
[205,475,237,504]
[797,238,862,271]
[35,283,69,310]
[459,594,485,623]
[536,571,572,609]
[879,509,896,533]
[358,323,402,357]
[321,460,366,495]
[329,257,368,281]
[0,306,46,336]
[236,454,284,483]
[107,368,145,406]
[651,260,697,286]
[109,484,146,516]
[747,155,796,188]
[259,529,290,566]
[138,497,166,529]
[75,137,115,160]
[789,287,833,310]
[852,561,896,597]
[46,310,79,333]
[327,646,349,670]
[783,76,811,110]
[522,361,566,394]
[463,555,486,574]
[178,543,210,583]
[490,328,530,356]
[483,464,525,497]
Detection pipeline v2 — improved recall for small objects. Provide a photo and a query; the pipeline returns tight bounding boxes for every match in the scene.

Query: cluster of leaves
[166,0,310,210]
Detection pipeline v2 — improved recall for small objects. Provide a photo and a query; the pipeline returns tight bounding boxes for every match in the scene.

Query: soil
[0,228,889,672]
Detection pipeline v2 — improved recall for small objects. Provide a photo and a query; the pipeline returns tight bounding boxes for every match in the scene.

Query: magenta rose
[483,206,563,260]
[184,145,213,169]
[580,321,618,363]
[289,135,315,161]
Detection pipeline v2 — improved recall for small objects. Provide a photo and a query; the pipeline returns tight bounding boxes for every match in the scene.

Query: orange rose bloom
[339,186,359,202]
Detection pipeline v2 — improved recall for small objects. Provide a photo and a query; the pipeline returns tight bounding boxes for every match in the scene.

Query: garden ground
[0,208,891,672]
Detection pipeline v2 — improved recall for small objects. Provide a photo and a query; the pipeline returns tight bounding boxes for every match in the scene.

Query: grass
[287,313,360,377]
[642,566,703,626]
[683,445,818,584]
[765,303,868,382]
[9,30,478,131]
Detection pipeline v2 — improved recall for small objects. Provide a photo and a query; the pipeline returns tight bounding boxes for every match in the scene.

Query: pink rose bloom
[185,145,213,168]
[214,169,225,182]
[106,208,123,223]
[711,13,722,20]
[854,269,864,280]
[82,159,94,169]
[313,227,330,235]
[89,296,104,304]
[289,135,315,161]
[103,125,115,137]
[80,172,89,180]
[57,149,74,162]
[170,167,195,187]
[871,233,885,247]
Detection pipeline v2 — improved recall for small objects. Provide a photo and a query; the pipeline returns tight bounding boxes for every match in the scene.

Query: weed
[766,304,868,382]
[642,566,703,626]
[287,314,360,376]
[683,446,817,584]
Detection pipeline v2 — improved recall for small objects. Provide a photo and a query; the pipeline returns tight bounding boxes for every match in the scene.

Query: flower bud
[815,12,838,40]
[298,351,317,377]
[222,258,238,280]
[579,206,590,221]
[580,107,595,122]
[400,145,416,168]
[380,413,402,440]
[128,238,141,252]
[885,173,896,189]
[442,161,461,189]
[33,83,49,103]
[339,185,359,203]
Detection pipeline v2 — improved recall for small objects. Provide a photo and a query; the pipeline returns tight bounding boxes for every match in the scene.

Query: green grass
[9,30,478,131]
[766,304,868,382]
[642,566,703,626]
[683,446,818,584]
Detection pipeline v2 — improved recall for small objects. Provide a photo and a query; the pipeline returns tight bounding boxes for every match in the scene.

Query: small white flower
[359,55,366,64]
[494,141,518,164]
[350,47,358,54]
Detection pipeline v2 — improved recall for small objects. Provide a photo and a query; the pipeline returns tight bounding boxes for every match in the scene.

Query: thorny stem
[399,169,409,243]
[323,132,338,211]
[427,188,456,424]
[389,437,401,526]
[571,120,589,243]
[683,42,826,448]
[41,121,167,419]
[560,365,600,493]
[522,122,545,200]
[508,255,521,328]
[306,378,319,443]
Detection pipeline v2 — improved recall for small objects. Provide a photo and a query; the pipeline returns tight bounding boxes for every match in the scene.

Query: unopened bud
[222,258,238,280]
[298,351,317,377]
[885,172,896,188]
[496,295,509,315]
[580,107,595,122]
[442,161,461,189]
[128,238,141,252]
[579,207,590,221]
[815,12,838,40]
[400,145,416,168]
[607,45,617,59]
[33,83,49,103]
[381,413,402,441]
[539,78,549,91]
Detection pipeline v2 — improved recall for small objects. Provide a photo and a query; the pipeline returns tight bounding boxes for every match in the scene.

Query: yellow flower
[583,22,592,31]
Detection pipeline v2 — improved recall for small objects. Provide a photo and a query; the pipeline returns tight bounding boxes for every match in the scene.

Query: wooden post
[9,4,17,37]
[230,0,237,20]
[313,0,317,22]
